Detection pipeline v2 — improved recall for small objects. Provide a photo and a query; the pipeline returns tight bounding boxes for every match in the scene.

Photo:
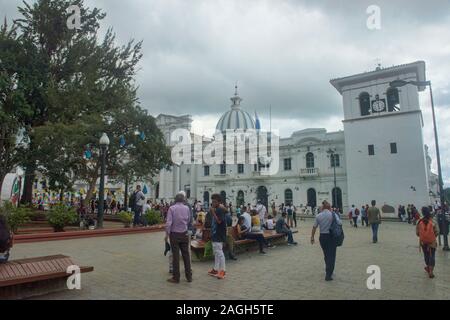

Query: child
[265,215,276,230]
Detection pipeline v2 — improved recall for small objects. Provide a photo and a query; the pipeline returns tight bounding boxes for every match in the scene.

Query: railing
[300,168,319,176]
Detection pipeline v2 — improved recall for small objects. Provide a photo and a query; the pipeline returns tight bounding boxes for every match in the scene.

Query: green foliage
[47,204,78,232]
[118,211,133,227]
[444,188,450,204]
[0,201,32,234]
[143,209,163,226]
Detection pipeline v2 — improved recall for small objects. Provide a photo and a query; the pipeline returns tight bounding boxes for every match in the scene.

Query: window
[284,158,292,171]
[204,166,210,176]
[331,154,340,167]
[387,88,400,112]
[220,191,227,203]
[254,164,258,172]
[220,164,226,174]
[359,92,371,116]
[368,145,375,156]
[285,189,293,205]
[390,143,397,154]
[306,152,315,168]
[238,164,244,174]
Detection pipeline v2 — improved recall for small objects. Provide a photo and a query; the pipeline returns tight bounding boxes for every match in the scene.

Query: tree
[4,0,168,205]
[0,20,31,193]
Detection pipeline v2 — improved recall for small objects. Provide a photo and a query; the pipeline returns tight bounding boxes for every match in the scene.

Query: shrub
[47,204,78,232]
[144,209,163,226]
[0,201,32,234]
[118,211,133,227]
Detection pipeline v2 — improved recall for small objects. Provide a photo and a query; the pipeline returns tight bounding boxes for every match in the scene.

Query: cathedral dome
[216,87,256,132]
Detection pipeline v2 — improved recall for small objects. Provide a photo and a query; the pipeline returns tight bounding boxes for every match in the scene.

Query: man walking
[311,201,341,281]
[165,192,193,283]
[208,194,227,280]
[368,200,382,243]
[349,205,358,228]
[256,200,267,229]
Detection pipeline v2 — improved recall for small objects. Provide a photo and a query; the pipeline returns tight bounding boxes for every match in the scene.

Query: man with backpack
[416,207,439,278]
[311,200,342,281]
[131,185,145,227]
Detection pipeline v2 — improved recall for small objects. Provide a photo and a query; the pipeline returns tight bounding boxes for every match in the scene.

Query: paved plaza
[11,220,450,300]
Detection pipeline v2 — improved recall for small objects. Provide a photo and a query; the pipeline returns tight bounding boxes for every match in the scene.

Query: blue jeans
[278,227,294,243]
[371,223,379,242]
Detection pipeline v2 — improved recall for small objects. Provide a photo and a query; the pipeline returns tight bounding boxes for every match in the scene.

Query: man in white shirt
[256,200,267,228]
[241,210,252,231]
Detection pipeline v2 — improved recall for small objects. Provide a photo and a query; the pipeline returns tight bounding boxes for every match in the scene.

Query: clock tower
[330,61,431,212]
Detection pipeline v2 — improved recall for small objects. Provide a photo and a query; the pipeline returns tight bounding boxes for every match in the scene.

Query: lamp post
[327,148,338,210]
[98,133,110,229]
[390,79,449,251]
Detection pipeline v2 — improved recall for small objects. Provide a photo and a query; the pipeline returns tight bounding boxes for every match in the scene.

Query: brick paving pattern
[10,220,450,300]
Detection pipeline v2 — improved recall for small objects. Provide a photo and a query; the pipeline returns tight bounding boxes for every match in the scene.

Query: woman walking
[416,207,439,278]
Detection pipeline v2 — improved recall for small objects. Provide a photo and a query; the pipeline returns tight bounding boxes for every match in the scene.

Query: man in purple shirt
[165,192,193,283]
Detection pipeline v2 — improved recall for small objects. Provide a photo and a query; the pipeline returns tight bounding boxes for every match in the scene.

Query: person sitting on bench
[237,216,272,254]
[0,215,13,263]
[276,212,298,245]
[265,215,276,230]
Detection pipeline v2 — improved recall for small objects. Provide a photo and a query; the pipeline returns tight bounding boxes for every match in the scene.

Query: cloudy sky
[2,0,450,185]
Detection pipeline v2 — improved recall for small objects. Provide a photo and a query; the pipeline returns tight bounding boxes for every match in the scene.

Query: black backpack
[329,212,344,247]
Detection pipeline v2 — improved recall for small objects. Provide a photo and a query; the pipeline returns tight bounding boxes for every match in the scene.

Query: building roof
[330,61,427,94]
[216,86,256,132]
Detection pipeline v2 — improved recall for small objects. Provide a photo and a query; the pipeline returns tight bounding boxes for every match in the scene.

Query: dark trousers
[133,206,142,225]
[371,223,379,242]
[293,212,297,228]
[361,217,369,226]
[422,244,436,267]
[169,232,192,281]
[278,227,294,243]
[319,234,337,279]
[352,217,358,227]
[245,233,267,252]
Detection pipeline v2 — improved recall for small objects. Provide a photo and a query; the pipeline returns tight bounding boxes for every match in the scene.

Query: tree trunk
[0,172,6,199]
[84,171,99,207]
[124,175,129,211]
[21,165,35,205]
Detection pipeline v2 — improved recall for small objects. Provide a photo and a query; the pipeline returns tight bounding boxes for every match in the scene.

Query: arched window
[306,152,315,168]
[220,191,227,204]
[359,92,371,116]
[237,191,245,207]
[284,189,293,205]
[332,187,343,211]
[387,87,400,112]
[307,188,317,208]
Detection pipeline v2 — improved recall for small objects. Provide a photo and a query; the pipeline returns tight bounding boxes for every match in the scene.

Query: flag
[255,111,261,130]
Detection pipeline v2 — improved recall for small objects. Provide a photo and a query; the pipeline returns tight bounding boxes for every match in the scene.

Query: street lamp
[327,148,338,210]
[390,79,449,251]
[97,133,110,229]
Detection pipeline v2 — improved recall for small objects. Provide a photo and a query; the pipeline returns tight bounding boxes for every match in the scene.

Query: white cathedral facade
[151,61,439,215]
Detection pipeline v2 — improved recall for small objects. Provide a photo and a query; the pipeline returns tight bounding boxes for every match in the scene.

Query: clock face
[372,99,386,112]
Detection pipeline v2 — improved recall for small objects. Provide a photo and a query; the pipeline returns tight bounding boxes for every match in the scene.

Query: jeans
[319,233,337,279]
[422,244,436,267]
[169,232,192,281]
[278,227,294,243]
[133,206,142,225]
[245,233,267,252]
[371,223,380,242]
[212,242,226,271]
[361,216,369,226]
[352,217,358,227]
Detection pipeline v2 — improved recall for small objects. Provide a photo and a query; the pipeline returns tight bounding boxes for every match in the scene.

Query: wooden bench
[0,255,94,300]
[191,228,298,261]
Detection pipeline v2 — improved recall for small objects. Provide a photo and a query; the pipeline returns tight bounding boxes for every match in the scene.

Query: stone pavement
[10,220,450,300]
